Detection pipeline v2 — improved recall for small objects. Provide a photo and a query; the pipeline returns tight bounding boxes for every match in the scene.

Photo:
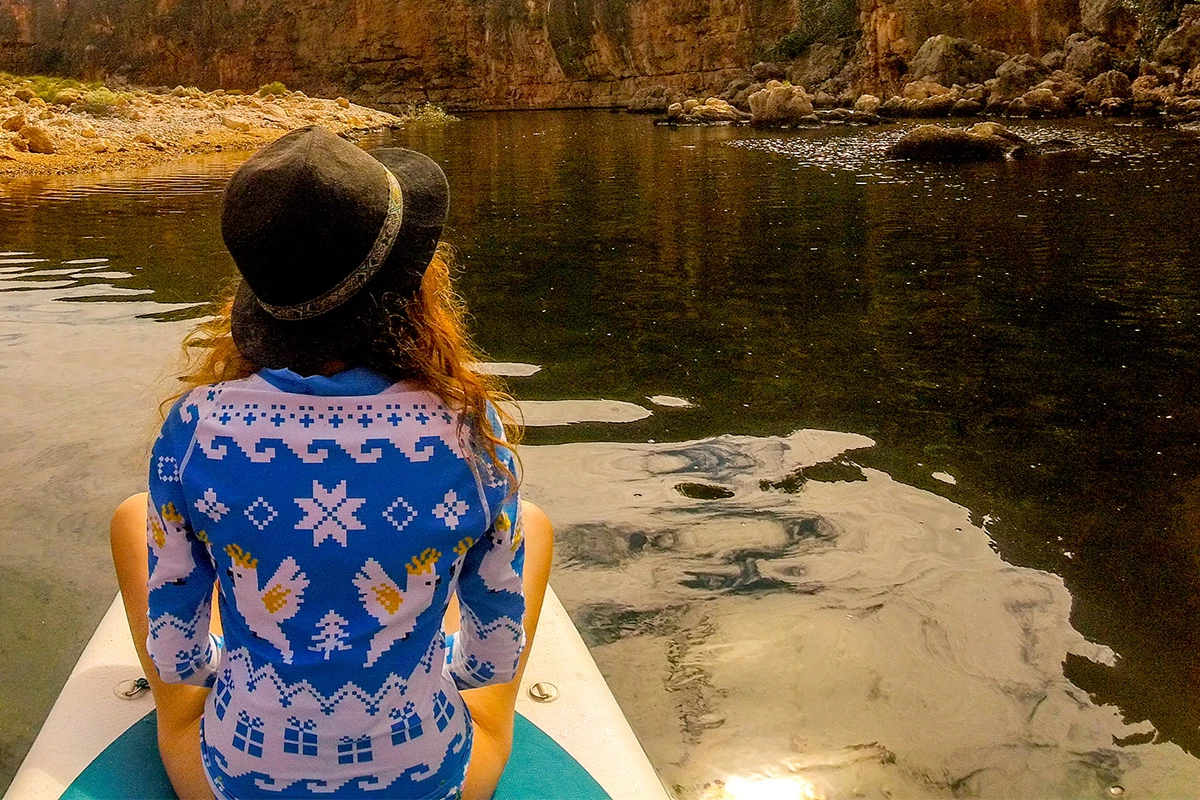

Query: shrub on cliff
[771,0,858,60]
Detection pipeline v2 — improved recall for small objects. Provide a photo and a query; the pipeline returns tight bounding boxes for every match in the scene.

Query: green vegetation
[408,103,458,123]
[75,87,130,117]
[770,0,858,60]
[256,81,288,97]
[1129,0,1188,48]
[0,72,101,102]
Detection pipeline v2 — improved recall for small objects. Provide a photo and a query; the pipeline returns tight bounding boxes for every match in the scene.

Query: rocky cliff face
[0,0,801,109]
[0,0,1187,109]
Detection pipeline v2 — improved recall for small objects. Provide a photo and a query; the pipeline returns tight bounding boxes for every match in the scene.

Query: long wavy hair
[164,243,520,488]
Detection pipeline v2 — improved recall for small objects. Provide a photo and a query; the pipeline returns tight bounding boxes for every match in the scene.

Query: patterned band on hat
[258,170,405,321]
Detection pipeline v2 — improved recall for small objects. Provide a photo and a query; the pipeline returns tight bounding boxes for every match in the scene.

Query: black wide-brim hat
[224,125,449,370]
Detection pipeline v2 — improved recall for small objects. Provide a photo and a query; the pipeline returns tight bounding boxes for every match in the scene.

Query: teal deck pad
[61,711,609,799]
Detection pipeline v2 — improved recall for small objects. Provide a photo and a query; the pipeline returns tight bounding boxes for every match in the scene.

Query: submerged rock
[886,124,1006,162]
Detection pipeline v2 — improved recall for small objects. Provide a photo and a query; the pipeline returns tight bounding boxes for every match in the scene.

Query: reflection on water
[528,431,1197,797]
[3,112,1200,796]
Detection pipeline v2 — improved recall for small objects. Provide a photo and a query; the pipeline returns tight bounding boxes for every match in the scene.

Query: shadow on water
[2,112,1200,796]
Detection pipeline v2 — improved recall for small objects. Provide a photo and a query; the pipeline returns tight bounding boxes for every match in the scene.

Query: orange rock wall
[0,0,1086,108]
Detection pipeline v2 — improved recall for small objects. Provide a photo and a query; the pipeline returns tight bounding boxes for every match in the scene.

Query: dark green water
[3,111,1200,796]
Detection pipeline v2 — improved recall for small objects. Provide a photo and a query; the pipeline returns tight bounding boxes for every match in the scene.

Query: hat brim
[230,146,449,371]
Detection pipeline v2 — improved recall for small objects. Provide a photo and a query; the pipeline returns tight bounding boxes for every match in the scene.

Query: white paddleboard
[6,587,669,799]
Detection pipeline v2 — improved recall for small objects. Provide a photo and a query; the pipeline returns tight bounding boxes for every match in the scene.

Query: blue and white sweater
[145,368,525,799]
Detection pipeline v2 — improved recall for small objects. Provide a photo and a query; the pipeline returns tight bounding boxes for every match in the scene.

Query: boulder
[1184,63,1200,95]
[719,77,753,103]
[854,94,881,114]
[811,90,839,108]
[1020,87,1068,116]
[748,83,815,125]
[886,125,1007,162]
[52,89,82,106]
[1154,4,1200,67]
[730,82,763,111]
[1065,36,1115,81]
[1099,96,1132,115]
[2,113,25,132]
[627,85,679,114]
[1080,0,1139,47]
[951,98,984,115]
[336,97,350,109]
[784,44,847,90]
[666,102,684,121]
[910,93,958,117]
[909,35,1008,87]
[961,84,989,102]
[19,125,56,154]
[683,98,700,114]
[988,54,1052,102]
[221,114,253,132]
[902,80,953,100]
[1084,70,1133,105]
[969,121,1028,144]
[690,97,748,122]
[878,95,908,117]
[13,88,35,102]
[751,62,787,82]
[1042,71,1088,105]
[1041,50,1066,71]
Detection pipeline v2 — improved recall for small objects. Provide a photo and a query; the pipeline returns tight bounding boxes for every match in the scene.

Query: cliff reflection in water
[2,111,1200,796]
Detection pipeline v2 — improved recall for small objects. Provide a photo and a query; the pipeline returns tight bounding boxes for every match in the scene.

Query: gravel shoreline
[0,77,415,179]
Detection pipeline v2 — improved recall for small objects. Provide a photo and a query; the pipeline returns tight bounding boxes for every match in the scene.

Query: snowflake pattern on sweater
[146,369,525,799]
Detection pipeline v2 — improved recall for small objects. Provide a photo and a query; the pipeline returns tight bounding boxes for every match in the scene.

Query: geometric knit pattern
[146,369,525,799]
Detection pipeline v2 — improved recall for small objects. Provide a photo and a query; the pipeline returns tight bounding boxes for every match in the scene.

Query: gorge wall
[0,1,1181,109]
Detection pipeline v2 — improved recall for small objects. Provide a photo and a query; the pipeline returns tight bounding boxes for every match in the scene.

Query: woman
[109,126,554,800]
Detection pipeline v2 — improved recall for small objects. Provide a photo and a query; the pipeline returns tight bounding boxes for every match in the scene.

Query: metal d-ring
[113,677,151,699]
[527,681,559,703]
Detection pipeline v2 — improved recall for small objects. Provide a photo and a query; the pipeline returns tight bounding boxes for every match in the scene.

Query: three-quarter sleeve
[145,395,222,687]
[448,408,526,690]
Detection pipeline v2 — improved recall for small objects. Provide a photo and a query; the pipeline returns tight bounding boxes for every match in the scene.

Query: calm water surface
[2,111,1200,798]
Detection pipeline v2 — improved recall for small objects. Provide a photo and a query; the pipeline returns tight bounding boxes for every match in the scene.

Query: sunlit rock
[2,113,26,132]
[19,125,55,154]
[748,84,814,126]
[1019,87,1068,116]
[221,114,253,132]
[854,94,880,114]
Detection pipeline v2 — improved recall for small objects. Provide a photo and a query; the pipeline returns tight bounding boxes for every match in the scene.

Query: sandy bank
[0,77,421,179]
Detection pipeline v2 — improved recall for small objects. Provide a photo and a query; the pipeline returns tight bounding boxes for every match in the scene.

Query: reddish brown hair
[165,243,521,487]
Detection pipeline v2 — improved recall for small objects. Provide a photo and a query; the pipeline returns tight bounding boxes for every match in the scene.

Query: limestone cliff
[0,1,1186,109]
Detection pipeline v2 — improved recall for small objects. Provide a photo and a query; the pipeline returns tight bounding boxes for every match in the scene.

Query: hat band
[258,170,405,321]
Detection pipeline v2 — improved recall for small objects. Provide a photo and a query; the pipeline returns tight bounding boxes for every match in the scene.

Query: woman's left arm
[145,397,222,687]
